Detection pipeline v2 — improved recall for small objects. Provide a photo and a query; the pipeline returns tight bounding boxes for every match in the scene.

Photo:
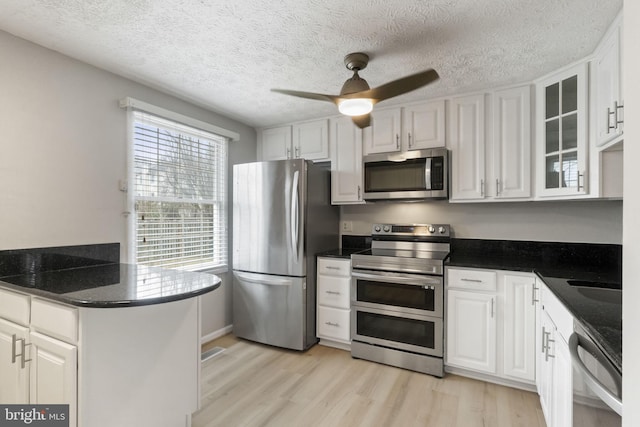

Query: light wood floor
[193,336,546,427]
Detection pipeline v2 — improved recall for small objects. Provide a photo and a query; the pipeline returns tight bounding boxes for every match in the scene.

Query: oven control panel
[371,223,450,237]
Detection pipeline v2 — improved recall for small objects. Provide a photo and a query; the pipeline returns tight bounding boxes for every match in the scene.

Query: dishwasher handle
[569,332,622,416]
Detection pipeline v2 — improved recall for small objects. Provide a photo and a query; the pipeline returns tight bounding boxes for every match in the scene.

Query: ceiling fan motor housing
[340,71,370,95]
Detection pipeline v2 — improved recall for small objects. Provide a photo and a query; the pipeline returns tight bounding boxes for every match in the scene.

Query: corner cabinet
[259,119,330,162]
[329,116,364,204]
[535,63,589,198]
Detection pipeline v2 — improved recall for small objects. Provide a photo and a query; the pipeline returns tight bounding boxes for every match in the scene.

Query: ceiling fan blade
[351,114,371,129]
[271,89,339,104]
[346,69,439,102]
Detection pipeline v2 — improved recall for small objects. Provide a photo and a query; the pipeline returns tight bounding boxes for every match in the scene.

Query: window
[129,110,228,271]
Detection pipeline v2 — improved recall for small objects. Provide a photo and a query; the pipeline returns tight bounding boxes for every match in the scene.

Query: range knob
[428,226,435,233]
[438,226,447,234]
[374,225,381,232]
[383,225,391,232]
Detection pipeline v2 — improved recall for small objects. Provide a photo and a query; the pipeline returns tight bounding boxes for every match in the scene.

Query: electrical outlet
[341,221,353,232]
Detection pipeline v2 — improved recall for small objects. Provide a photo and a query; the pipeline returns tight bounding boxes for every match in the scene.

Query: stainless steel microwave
[363,148,448,201]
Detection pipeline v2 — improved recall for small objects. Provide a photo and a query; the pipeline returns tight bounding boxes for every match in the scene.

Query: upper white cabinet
[403,100,446,150]
[363,100,446,155]
[362,107,402,154]
[593,13,623,147]
[535,63,589,198]
[449,94,486,200]
[329,116,364,204]
[492,86,532,199]
[259,119,330,162]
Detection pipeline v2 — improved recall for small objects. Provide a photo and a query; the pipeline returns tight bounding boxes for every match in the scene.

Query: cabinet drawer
[317,306,350,342]
[317,257,350,277]
[317,275,350,309]
[0,287,30,326]
[541,284,573,342]
[447,268,497,291]
[30,298,78,344]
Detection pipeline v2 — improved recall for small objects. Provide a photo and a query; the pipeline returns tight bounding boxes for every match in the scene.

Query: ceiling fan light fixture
[338,98,373,116]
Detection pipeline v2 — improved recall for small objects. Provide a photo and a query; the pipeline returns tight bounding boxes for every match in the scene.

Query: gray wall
[341,199,622,244]
[0,30,257,338]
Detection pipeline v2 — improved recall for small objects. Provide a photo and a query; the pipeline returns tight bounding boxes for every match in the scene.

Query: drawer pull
[325,321,340,327]
[460,278,482,283]
[325,290,341,295]
[325,266,341,270]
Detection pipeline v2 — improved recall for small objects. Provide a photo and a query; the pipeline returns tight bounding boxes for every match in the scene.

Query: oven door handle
[351,271,439,287]
[569,332,622,416]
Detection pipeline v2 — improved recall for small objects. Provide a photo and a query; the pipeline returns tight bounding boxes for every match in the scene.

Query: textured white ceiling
[0,0,622,128]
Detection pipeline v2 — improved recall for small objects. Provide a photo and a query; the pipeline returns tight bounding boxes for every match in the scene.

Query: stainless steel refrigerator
[232,159,339,350]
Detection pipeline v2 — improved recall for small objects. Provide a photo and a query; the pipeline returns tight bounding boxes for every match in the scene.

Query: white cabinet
[536,281,573,427]
[260,125,292,160]
[503,274,536,382]
[403,100,446,150]
[259,119,329,162]
[0,318,30,403]
[449,87,532,202]
[593,13,623,147]
[363,108,402,154]
[535,63,589,198]
[329,116,364,204]
[316,257,352,348]
[363,101,446,155]
[0,290,78,427]
[448,94,486,200]
[446,268,537,387]
[491,86,532,199]
[446,289,497,374]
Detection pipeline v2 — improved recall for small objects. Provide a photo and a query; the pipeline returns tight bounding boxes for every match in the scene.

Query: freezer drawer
[232,271,307,351]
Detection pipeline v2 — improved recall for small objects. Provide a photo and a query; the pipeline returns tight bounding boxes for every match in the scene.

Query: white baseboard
[201,324,233,345]
[444,365,537,393]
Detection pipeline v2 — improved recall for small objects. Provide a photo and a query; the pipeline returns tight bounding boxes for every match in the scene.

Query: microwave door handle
[425,157,432,190]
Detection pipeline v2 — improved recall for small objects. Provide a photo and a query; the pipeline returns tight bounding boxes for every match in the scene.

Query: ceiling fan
[271,52,439,129]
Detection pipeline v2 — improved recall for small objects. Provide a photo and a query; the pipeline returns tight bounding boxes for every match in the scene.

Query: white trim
[125,108,136,263]
[444,365,537,392]
[200,324,233,345]
[119,97,240,142]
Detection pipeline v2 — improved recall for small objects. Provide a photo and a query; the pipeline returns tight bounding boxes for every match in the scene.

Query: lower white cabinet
[536,280,573,427]
[446,289,497,373]
[0,318,30,403]
[316,257,351,348]
[446,267,537,387]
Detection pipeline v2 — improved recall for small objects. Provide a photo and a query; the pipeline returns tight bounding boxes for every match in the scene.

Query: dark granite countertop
[0,243,220,308]
[316,248,368,259]
[447,238,622,371]
[0,263,221,308]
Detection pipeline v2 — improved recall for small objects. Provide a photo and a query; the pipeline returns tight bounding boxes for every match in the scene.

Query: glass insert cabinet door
[536,63,588,197]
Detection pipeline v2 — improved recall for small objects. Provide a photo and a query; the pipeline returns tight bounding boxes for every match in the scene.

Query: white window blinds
[131,111,228,271]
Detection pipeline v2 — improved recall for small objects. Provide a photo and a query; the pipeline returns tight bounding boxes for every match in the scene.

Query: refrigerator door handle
[234,271,293,286]
[291,170,300,261]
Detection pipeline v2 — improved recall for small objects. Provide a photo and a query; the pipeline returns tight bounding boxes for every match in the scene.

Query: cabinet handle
[460,278,482,283]
[325,321,340,327]
[480,179,485,197]
[490,298,495,318]
[325,290,341,295]
[408,133,412,148]
[11,335,31,369]
[607,107,616,133]
[286,147,291,158]
[295,146,300,158]
[545,332,555,361]
[396,134,400,149]
[541,327,547,353]
[577,171,585,191]
[615,101,624,128]
[496,179,501,196]
[532,283,539,306]
[357,185,361,200]
[325,266,340,270]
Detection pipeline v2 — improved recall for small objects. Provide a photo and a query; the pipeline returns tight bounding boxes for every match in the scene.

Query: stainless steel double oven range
[350,223,450,377]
